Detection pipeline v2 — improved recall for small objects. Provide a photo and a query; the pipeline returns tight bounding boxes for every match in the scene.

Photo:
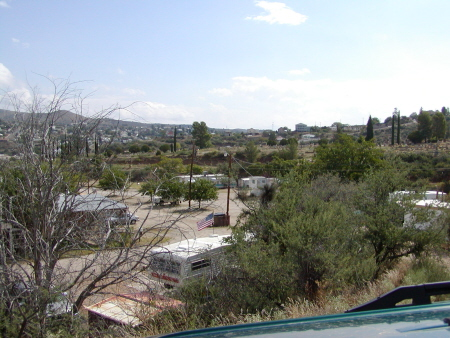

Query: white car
[106,213,139,225]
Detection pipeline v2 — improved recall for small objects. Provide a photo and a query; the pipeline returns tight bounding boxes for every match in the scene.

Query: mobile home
[149,235,230,288]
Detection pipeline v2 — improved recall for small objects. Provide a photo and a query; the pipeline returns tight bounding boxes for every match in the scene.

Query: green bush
[402,257,450,286]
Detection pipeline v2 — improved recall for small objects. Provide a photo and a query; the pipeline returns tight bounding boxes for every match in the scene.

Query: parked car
[106,213,139,225]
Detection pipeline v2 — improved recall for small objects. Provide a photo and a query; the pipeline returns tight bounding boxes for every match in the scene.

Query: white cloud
[117,68,125,75]
[0,1,10,8]
[112,101,195,124]
[209,88,233,96]
[12,38,30,48]
[204,64,450,129]
[123,88,146,96]
[247,1,307,25]
[0,63,14,86]
[289,68,310,76]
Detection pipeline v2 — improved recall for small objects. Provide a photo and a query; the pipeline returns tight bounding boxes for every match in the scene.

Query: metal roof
[151,235,230,259]
[85,292,183,327]
[58,194,127,213]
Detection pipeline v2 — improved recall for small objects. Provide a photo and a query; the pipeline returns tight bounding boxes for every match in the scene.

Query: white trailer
[149,235,230,288]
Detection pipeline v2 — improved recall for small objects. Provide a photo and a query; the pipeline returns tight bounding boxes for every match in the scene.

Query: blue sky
[1,0,450,130]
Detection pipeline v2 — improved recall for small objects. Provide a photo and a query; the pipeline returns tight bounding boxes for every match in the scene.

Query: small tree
[431,112,446,141]
[354,169,447,279]
[192,121,212,149]
[174,127,177,152]
[365,115,374,141]
[391,111,396,146]
[267,132,277,146]
[128,144,141,153]
[139,179,160,201]
[98,166,130,195]
[141,144,150,152]
[159,144,170,153]
[418,110,432,142]
[159,179,186,203]
[244,141,259,163]
[314,134,384,181]
[407,130,424,144]
[189,179,218,208]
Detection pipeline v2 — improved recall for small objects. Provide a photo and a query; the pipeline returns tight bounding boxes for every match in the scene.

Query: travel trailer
[149,235,230,288]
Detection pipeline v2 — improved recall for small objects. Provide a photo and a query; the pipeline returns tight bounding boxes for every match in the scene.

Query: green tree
[226,174,370,307]
[192,164,204,175]
[431,112,446,140]
[407,130,424,144]
[98,166,130,194]
[267,132,277,146]
[159,179,186,203]
[418,111,432,142]
[159,144,170,153]
[277,139,298,160]
[314,134,384,181]
[139,179,159,201]
[141,144,150,152]
[279,139,288,146]
[152,157,185,179]
[189,179,218,208]
[391,112,396,146]
[192,121,212,149]
[244,141,259,163]
[128,144,141,153]
[174,127,177,152]
[353,169,446,279]
[365,115,374,141]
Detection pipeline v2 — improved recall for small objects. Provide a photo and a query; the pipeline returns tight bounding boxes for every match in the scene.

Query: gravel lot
[105,188,244,244]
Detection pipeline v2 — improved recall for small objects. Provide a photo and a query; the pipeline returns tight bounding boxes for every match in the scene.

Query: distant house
[238,176,276,196]
[295,123,311,132]
[246,128,261,136]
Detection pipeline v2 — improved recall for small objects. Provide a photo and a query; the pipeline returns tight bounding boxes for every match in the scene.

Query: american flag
[197,212,214,231]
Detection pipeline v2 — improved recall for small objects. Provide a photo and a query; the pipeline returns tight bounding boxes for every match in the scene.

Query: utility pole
[188,142,195,208]
[226,152,232,226]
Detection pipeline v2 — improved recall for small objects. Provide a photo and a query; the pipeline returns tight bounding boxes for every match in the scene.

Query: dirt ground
[107,188,244,244]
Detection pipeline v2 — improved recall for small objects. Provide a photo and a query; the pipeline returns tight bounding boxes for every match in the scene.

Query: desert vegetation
[1,81,450,337]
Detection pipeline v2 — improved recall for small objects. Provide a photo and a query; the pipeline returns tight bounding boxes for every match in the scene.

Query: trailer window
[191,259,210,271]
[153,257,181,274]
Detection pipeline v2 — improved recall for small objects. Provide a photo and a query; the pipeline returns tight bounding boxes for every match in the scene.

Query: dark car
[153,281,450,337]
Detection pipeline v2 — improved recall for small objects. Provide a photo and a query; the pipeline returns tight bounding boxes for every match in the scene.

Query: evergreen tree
[391,112,395,146]
[174,127,177,152]
[418,111,432,142]
[365,115,374,141]
[397,112,401,145]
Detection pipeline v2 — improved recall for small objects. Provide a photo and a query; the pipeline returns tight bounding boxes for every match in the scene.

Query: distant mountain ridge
[0,109,159,128]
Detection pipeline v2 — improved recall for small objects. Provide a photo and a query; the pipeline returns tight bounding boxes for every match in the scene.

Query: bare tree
[0,78,195,337]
